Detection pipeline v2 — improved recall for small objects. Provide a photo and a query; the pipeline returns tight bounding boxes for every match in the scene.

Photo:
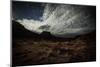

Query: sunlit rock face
[16,3,96,38]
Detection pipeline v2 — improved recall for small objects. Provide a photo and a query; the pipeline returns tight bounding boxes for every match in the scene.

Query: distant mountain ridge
[12,20,96,41]
[12,20,70,41]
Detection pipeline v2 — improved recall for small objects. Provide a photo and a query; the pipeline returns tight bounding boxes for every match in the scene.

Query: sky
[12,1,96,38]
[12,1,44,20]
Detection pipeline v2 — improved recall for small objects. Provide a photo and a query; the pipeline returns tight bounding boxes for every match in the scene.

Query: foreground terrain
[12,21,96,66]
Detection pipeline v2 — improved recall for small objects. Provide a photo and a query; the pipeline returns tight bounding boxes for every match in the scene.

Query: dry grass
[12,32,96,66]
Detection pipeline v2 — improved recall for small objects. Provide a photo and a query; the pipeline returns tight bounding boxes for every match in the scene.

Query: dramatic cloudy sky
[12,1,96,38]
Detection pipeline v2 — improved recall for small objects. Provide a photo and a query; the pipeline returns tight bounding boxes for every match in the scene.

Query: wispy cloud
[15,3,96,38]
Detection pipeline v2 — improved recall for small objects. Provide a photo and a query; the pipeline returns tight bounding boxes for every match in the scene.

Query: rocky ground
[12,21,96,66]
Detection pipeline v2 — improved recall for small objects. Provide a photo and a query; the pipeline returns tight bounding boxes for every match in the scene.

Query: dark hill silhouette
[12,20,40,38]
[12,20,74,41]
[12,20,96,41]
